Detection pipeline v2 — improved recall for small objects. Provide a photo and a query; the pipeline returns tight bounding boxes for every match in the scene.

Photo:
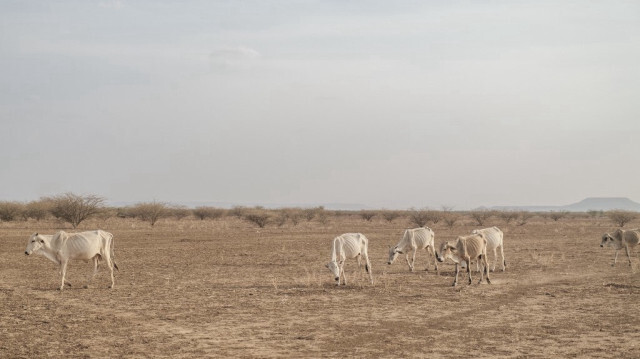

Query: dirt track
[1,216,639,358]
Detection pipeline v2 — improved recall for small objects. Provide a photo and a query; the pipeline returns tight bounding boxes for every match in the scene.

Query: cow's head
[436,241,458,263]
[325,260,341,283]
[600,232,619,248]
[387,246,402,265]
[25,233,45,255]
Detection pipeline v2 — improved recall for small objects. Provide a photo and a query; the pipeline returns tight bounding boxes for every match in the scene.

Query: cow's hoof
[83,285,89,289]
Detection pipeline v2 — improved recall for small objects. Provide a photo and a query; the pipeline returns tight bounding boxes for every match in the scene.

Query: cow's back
[473,227,503,250]
[411,227,434,249]
[338,233,366,257]
[624,229,640,247]
[457,234,486,259]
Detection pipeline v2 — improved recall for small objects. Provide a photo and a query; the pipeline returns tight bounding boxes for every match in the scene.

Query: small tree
[606,210,637,227]
[497,210,518,225]
[408,208,438,227]
[129,201,169,227]
[517,211,534,226]
[170,205,191,220]
[243,209,271,228]
[23,200,51,221]
[0,201,24,221]
[549,211,569,222]
[470,210,492,226]
[380,210,401,223]
[359,210,376,222]
[193,206,226,221]
[46,193,105,228]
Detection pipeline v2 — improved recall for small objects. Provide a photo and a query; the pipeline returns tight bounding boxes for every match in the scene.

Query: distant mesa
[492,197,640,212]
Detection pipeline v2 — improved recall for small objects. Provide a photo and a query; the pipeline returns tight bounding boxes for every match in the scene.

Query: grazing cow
[25,230,118,290]
[601,228,640,267]
[436,233,490,287]
[325,233,373,286]
[471,226,506,272]
[387,227,438,273]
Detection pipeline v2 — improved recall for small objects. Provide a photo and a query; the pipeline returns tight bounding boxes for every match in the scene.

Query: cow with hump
[25,230,118,290]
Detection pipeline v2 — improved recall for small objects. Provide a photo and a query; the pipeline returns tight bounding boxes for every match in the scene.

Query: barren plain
[1,214,639,358]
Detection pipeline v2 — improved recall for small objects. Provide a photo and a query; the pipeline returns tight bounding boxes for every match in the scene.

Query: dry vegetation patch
[1,215,639,358]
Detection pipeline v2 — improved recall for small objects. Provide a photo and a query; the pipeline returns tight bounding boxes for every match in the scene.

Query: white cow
[25,230,118,290]
[325,233,373,286]
[436,233,491,287]
[471,226,506,272]
[601,228,640,267]
[387,227,438,273]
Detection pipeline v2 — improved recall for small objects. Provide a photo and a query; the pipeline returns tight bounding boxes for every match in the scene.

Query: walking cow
[25,230,118,290]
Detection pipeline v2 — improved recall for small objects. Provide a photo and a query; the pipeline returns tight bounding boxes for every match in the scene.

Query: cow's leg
[103,250,115,288]
[84,256,99,289]
[404,253,412,272]
[500,245,506,271]
[362,253,373,285]
[625,245,633,266]
[613,250,619,266]
[490,247,498,272]
[427,246,438,274]
[466,256,472,285]
[432,247,439,275]
[340,262,347,286]
[480,254,491,284]
[59,260,69,291]
[410,250,417,272]
[453,263,459,286]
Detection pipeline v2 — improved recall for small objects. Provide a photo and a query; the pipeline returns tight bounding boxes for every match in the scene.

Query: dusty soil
[1,215,639,358]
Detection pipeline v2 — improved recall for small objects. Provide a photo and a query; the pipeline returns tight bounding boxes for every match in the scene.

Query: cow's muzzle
[25,251,30,255]
[600,244,603,248]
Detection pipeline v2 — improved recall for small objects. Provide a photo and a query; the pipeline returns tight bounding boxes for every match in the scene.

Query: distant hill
[492,197,640,212]
[564,197,640,212]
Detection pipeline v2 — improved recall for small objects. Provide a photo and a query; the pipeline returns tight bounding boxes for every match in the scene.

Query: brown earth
[1,215,639,358]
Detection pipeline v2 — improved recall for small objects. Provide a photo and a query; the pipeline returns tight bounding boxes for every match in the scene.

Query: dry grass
[1,216,640,358]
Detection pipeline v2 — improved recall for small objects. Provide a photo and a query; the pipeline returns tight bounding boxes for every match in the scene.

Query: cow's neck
[36,243,61,266]
[330,238,339,262]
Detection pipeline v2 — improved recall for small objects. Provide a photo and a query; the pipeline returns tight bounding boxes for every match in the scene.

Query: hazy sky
[1,1,639,209]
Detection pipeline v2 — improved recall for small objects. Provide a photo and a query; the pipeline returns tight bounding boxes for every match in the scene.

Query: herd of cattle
[23,226,640,290]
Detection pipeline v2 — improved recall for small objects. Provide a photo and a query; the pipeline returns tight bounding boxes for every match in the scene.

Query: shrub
[517,211,534,226]
[496,211,518,225]
[380,210,401,223]
[45,193,105,228]
[243,209,271,228]
[549,211,569,222]
[129,201,170,227]
[193,206,226,221]
[470,210,493,226]
[0,201,24,221]
[23,200,51,221]
[408,208,439,227]
[359,210,376,222]
[606,210,637,227]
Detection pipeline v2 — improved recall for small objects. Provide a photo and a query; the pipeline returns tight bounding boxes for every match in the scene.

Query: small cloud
[99,0,123,10]
[209,46,261,69]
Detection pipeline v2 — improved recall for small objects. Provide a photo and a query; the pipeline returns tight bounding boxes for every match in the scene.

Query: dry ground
[1,215,639,358]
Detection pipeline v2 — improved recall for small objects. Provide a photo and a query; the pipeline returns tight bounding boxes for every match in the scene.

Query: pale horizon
[2,1,639,210]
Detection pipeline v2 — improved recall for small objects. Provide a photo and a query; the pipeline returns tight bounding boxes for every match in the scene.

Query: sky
[1,1,639,210]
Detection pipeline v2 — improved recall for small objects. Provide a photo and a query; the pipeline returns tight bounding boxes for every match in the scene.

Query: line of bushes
[0,193,637,229]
